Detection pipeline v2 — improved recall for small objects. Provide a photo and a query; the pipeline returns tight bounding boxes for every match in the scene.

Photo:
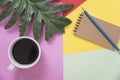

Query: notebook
[74,12,120,50]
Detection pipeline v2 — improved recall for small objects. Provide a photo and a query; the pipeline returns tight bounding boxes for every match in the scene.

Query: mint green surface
[64,50,120,80]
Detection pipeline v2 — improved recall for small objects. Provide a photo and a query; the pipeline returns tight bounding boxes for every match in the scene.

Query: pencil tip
[81,7,85,11]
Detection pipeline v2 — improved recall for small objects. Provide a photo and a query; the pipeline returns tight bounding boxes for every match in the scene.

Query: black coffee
[12,38,39,64]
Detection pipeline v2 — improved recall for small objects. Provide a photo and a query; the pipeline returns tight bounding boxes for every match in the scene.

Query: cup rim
[8,36,41,69]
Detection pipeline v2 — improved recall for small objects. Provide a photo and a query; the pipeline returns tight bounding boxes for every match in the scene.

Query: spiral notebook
[74,13,120,50]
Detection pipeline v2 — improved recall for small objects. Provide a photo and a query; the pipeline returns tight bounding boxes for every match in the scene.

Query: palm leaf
[19,1,33,36]
[5,0,25,29]
[0,0,13,7]
[33,12,42,41]
[0,0,20,21]
[0,0,74,41]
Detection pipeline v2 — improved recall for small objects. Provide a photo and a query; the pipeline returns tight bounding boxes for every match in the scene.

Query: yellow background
[63,0,120,54]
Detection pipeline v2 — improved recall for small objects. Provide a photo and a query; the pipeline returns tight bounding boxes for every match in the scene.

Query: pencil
[81,7,120,51]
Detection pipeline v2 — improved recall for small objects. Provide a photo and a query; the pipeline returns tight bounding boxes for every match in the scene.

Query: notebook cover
[74,13,120,50]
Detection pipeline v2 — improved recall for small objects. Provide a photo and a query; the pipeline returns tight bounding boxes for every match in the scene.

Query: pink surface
[0,2,63,80]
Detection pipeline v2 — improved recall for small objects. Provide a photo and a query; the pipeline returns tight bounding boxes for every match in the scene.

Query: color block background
[64,0,120,80]
[63,0,120,54]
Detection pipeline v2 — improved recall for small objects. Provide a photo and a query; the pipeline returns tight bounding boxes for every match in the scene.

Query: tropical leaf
[0,0,13,7]
[0,0,74,41]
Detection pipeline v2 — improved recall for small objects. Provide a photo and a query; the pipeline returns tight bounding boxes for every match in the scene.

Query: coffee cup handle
[7,64,15,72]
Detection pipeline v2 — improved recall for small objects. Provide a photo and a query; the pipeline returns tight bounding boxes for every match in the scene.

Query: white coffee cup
[7,36,41,72]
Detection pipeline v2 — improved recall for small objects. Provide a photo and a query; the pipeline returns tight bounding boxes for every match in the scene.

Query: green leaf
[43,15,71,40]
[0,0,13,7]
[19,2,33,36]
[5,0,25,29]
[0,0,74,41]
[33,13,42,41]
[0,0,20,21]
